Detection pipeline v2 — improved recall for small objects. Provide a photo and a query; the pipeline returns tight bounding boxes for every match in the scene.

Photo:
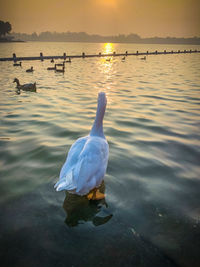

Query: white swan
[54,92,109,199]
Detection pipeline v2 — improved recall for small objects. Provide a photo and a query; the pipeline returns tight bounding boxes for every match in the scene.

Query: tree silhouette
[0,21,12,37]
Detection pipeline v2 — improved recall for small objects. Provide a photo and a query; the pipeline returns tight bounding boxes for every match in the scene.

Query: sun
[97,0,117,8]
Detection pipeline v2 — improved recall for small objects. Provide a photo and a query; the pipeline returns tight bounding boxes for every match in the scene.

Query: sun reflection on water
[95,43,117,103]
[103,43,114,54]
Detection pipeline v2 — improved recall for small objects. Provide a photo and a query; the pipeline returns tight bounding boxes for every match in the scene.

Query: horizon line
[11,31,200,39]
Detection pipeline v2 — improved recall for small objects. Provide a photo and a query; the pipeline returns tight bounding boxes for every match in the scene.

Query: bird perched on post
[54,92,109,200]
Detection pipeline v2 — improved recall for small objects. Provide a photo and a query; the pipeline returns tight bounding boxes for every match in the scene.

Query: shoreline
[1,39,200,45]
[0,38,25,43]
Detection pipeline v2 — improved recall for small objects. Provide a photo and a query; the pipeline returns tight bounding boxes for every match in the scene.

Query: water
[0,42,200,267]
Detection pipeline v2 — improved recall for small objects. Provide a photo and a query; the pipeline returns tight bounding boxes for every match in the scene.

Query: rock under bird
[54,92,109,200]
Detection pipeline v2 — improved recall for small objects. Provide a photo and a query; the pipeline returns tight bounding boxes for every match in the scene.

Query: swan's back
[59,136,88,179]
[55,135,109,195]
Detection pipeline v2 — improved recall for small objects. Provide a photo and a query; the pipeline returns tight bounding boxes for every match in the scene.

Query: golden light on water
[96,43,116,104]
[99,43,114,74]
[103,43,114,54]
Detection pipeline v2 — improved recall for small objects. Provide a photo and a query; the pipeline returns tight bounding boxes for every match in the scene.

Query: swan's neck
[90,95,106,138]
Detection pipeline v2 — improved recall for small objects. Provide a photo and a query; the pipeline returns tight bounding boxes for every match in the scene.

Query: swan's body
[13,78,36,92]
[54,92,109,196]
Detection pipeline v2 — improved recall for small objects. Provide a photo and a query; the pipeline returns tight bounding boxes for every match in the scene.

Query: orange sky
[0,0,200,37]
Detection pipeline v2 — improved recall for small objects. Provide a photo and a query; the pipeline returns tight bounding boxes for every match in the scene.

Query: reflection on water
[103,43,114,54]
[63,182,113,227]
[0,42,200,266]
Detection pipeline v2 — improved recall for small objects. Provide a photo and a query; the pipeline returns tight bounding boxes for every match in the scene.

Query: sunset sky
[0,0,199,37]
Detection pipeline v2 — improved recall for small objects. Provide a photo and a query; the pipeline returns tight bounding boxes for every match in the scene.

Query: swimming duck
[55,65,65,73]
[140,56,146,60]
[26,66,34,72]
[106,58,111,62]
[13,62,22,67]
[56,62,65,66]
[65,57,71,63]
[54,92,109,199]
[121,56,126,61]
[13,78,36,92]
[51,58,54,63]
[47,64,57,70]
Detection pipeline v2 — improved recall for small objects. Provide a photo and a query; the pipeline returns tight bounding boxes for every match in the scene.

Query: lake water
[0,42,200,267]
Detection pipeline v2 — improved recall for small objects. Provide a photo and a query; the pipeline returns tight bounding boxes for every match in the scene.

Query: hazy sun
[97,0,117,8]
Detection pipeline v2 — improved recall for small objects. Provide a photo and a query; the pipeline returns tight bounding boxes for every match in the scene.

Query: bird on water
[26,66,34,72]
[55,65,65,73]
[54,92,109,200]
[47,64,57,70]
[13,62,22,67]
[13,78,36,92]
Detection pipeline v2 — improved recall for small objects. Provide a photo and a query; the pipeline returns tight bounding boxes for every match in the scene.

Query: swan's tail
[54,171,75,192]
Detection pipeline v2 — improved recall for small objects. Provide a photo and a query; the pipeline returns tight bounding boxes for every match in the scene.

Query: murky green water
[0,42,200,267]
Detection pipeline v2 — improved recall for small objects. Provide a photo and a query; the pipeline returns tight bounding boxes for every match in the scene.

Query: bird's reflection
[63,181,112,227]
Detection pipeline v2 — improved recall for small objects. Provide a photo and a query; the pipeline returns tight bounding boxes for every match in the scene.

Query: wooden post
[113,51,116,56]
[171,50,173,54]
[178,50,180,53]
[146,51,149,54]
[125,51,128,56]
[82,52,85,58]
[99,52,101,56]
[63,53,66,60]
[136,51,138,55]
[40,52,43,61]
[164,50,166,54]
[155,50,158,54]
[13,53,17,62]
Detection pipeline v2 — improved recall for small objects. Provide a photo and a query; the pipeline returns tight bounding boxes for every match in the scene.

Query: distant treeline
[12,31,200,45]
